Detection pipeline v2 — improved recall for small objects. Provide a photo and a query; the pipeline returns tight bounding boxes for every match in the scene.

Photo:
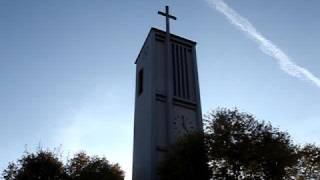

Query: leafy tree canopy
[205,108,299,179]
[2,149,124,180]
[295,144,320,179]
[67,152,124,180]
[2,149,67,180]
[158,133,211,180]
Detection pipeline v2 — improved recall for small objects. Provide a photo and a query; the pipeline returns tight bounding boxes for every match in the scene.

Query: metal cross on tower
[158,5,177,34]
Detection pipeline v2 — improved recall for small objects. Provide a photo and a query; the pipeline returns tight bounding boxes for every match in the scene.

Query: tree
[2,149,67,180]
[254,125,299,179]
[2,163,18,180]
[295,144,320,178]
[158,133,211,180]
[66,152,125,180]
[205,108,299,179]
[3,149,124,180]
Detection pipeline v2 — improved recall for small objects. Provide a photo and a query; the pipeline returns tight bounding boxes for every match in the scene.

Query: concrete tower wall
[133,28,202,180]
[132,31,155,180]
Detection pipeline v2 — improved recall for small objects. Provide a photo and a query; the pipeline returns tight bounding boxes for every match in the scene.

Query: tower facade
[132,28,203,180]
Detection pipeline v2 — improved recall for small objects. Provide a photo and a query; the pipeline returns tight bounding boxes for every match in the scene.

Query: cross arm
[157,11,177,20]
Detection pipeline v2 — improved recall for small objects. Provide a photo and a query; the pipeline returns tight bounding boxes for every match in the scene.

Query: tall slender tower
[132,6,203,180]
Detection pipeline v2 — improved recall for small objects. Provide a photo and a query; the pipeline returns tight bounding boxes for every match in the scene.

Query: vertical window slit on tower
[171,43,192,100]
[180,45,186,99]
[138,69,143,96]
[178,45,184,98]
[171,44,177,96]
[184,48,190,99]
[176,44,181,97]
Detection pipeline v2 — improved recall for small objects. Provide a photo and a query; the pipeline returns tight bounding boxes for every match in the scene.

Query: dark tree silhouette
[2,149,124,180]
[2,149,67,180]
[295,144,320,178]
[66,152,90,179]
[2,163,18,180]
[205,108,299,179]
[158,133,211,180]
[67,152,124,180]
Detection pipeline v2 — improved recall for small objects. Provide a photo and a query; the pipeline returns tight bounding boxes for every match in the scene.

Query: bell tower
[132,6,203,180]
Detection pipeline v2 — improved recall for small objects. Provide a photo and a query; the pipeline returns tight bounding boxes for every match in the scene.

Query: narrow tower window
[138,69,144,96]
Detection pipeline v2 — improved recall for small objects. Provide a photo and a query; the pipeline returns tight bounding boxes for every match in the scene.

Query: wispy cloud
[206,0,320,88]
[55,86,133,180]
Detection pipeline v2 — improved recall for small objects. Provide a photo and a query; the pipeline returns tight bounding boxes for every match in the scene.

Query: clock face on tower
[172,114,196,136]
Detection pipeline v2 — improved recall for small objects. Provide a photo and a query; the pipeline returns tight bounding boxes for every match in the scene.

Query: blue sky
[1,0,320,179]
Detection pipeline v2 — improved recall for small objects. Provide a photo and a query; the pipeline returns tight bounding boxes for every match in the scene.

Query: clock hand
[182,119,188,133]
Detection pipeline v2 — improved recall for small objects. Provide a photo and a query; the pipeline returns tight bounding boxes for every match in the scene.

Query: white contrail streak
[206,0,320,88]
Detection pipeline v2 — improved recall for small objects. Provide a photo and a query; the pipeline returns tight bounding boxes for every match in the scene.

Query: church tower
[132,6,203,180]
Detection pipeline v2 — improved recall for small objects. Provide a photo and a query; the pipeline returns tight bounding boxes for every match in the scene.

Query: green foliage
[66,152,90,179]
[2,149,124,180]
[158,133,211,180]
[205,108,299,179]
[67,152,124,180]
[295,144,320,178]
[2,149,67,180]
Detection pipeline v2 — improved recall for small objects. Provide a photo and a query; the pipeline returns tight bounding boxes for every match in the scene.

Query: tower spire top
[158,5,177,34]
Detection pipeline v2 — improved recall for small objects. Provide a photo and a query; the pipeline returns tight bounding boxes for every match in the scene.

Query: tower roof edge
[135,27,197,64]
